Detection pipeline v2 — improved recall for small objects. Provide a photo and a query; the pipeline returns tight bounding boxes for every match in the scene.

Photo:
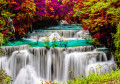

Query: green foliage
[90,2,110,14]
[0,0,15,43]
[0,19,3,24]
[73,0,120,54]
[44,41,50,49]
[0,33,3,46]
[44,35,50,49]
[0,33,3,55]
[63,69,120,84]
[1,11,15,18]
[52,37,59,47]
[114,22,120,61]
[0,69,11,84]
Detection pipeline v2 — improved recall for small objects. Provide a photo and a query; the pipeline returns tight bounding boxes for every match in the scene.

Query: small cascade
[26,26,84,41]
[0,57,7,70]
[7,50,32,80]
[1,45,29,56]
[63,51,115,80]
[1,45,94,56]
[85,61,116,76]
[25,28,91,44]
[29,47,65,81]
[14,65,41,84]
[29,30,79,38]
[0,24,116,84]
[25,31,79,42]
[75,30,92,39]
[40,33,61,42]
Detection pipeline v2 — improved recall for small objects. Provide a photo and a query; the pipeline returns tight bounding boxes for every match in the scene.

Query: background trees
[0,0,15,42]
[73,0,120,61]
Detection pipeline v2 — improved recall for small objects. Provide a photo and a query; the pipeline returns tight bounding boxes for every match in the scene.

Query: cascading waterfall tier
[25,29,92,42]
[85,61,116,76]
[31,30,78,38]
[1,45,94,56]
[0,45,116,83]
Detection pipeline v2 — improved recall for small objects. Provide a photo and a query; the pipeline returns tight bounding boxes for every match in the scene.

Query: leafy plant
[0,33,3,55]
[1,11,15,18]
[64,69,120,84]
[0,69,11,84]
[52,37,59,47]
[44,35,50,49]
[113,22,120,61]
[0,0,15,43]
[0,33,3,46]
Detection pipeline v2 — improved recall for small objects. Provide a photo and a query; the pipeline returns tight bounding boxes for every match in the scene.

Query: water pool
[2,39,92,47]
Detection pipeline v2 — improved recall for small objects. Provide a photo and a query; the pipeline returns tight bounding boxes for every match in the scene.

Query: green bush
[51,67,120,84]
[0,69,11,84]
[52,37,59,47]
[63,69,120,84]
[114,22,120,62]
[44,35,50,49]
[0,33,3,55]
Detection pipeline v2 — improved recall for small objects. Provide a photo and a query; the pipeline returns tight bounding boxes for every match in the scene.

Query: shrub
[0,69,11,84]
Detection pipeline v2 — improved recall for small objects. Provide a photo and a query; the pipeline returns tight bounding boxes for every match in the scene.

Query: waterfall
[0,57,7,70]
[33,30,78,38]
[25,30,88,42]
[0,24,116,84]
[63,51,113,81]
[14,65,42,84]
[85,61,116,76]
[8,50,32,80]
[0,46,116,83]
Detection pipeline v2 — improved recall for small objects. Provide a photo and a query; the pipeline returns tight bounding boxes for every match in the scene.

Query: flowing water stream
[0,24,116,84]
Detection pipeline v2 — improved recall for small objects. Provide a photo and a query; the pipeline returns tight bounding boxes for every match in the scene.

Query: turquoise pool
[27,33,50,35]
[49,24,82,28]
[33,28,82,31]
[2,39,92,47]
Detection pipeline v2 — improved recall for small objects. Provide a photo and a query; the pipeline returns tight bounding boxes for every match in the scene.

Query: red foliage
[3,30,8,33]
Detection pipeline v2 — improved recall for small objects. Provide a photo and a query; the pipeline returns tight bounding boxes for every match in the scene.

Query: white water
[0,25,116,84]
[7,50,32,80]
[0,57,7,71]
[0,46,116,84]
[24,29,91,42]
[85,61,116,76]
[14,65,41,84]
